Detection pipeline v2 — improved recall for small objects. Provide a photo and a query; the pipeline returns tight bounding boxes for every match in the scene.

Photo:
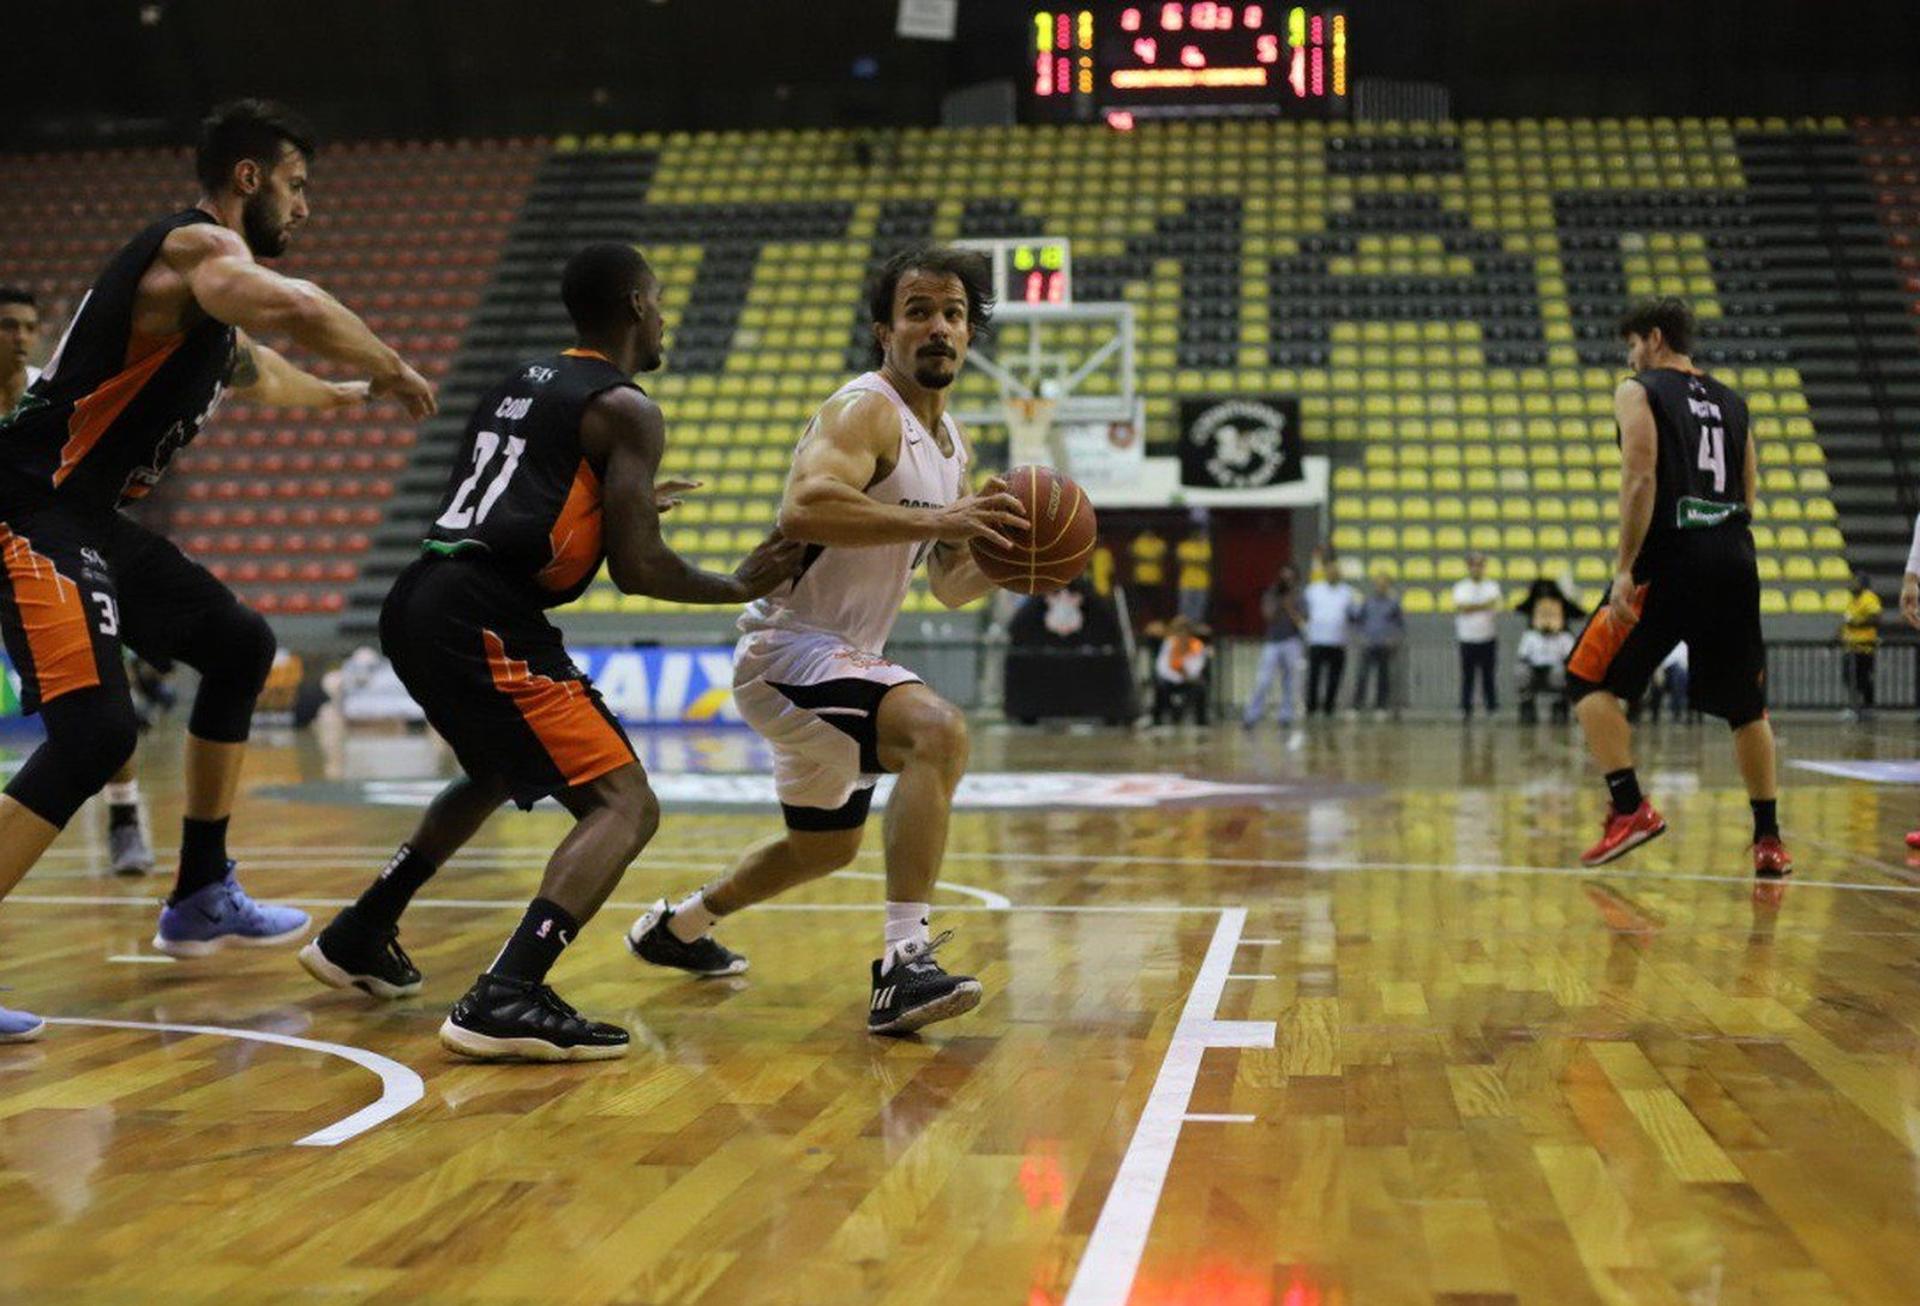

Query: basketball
[969,464,1098,594]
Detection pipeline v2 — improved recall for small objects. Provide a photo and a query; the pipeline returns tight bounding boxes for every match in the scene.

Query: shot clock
[1029,3,1347,122]
[959,238,1075,307]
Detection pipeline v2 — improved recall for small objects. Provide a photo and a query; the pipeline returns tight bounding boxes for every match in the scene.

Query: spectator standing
[1303,558,1360,717]
[1242,565,1306,728]
[1351,571,1404,717]
[1840,573,1881,721]
[1452,552,1502,718]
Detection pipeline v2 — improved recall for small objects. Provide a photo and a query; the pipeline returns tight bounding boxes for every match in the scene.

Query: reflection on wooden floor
[4,716,1920,1303]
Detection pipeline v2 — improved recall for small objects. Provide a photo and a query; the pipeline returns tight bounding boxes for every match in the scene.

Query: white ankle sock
[104,782,141,807]
[882,901,931,971]
[667,890,718,943]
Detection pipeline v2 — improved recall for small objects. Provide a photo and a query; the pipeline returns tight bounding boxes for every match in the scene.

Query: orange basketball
[969,464,1098,595]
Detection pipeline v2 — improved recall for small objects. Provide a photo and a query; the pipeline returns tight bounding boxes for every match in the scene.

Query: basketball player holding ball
[627,246,1042,1035]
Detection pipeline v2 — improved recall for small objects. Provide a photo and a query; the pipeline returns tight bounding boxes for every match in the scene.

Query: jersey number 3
[437,431,527,530]
[1696,425,1727,494]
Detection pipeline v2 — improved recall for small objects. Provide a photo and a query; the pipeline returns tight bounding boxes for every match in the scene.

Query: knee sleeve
[184,604,277,743]
[5,689,140,827]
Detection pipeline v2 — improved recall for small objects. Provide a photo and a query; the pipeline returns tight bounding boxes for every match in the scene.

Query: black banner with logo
[1178,396,1303,489]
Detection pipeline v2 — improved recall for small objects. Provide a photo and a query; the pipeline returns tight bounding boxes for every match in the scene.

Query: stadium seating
[0,138,542,617]
[10,117,1908,629]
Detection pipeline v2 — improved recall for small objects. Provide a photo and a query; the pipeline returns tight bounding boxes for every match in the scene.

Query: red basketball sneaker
[1752,835,1793,879]
[1906,829,1920,850]
[1580,800,1667,866]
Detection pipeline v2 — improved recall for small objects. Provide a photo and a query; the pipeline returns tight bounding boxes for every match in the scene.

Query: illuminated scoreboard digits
[1012,240,1071,305]
[956,238,1074,308]
[1030,3,1347,121]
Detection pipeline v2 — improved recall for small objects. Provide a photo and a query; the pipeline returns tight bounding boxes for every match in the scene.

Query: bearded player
[626,245,1029,1035]
[1566,298,1789,878]
[0,100,436,1044]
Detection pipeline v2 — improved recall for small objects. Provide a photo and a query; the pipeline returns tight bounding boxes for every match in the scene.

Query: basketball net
[1003,395,1060,469]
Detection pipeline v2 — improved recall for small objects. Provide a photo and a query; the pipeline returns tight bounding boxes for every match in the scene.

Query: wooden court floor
[5,714,1920,1304]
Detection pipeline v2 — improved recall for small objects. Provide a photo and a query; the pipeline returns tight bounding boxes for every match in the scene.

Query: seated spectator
[1516,594,1575,724]
[1152,616,1211,727]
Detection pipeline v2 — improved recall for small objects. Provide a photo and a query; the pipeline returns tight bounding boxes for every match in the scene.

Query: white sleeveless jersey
[738,372,969,654]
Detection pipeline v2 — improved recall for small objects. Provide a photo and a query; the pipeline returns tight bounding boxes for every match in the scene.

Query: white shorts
[732,629,923,828]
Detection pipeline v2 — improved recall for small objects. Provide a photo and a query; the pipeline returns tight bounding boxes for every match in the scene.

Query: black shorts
[0,485,244,714]
[1565,528,1766,725]
[380,554,636,810]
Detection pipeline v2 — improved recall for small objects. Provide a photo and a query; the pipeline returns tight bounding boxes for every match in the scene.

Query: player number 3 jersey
[423,348,638,607]
[0,210,234,509]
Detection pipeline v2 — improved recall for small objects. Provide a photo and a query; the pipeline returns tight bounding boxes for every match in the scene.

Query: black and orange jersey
[422,349,638,607]
[0,210,235,509]
[1624,367,1752,572]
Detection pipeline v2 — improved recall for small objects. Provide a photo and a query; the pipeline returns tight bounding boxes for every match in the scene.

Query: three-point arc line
[42,1016,425,1147]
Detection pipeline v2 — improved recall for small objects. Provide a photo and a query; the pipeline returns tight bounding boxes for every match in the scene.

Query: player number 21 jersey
[423,348,638,607]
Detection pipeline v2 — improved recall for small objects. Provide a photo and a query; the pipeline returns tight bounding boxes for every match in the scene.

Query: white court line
[3,894,1216,916]
[43,1017,424,1147]
[1063,908,1275,1306]
[106,954,175,965]
[1238,938,1287,946]
[1226,973,1276,981]
[37,844,1920,897]
[1182,1113,1256,1124]
[829,869,1012,910]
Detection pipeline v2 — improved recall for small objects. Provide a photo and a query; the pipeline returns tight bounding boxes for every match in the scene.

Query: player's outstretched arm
[164,223,435,418]
[587,388,802,603]
[224,331,363,409]
[778,391,1027,550]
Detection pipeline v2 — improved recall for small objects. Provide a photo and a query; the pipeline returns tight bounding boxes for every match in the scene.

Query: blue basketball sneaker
[1,1005,45,1043]
[153,867,311,958]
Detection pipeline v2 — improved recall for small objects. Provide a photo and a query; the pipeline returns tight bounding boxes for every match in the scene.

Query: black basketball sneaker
[626,900,749,977]
[298,907,423,999]
[439,973,629,1062]
[867,931,983,1036]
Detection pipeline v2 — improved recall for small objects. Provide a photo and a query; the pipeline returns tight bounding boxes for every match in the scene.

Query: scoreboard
[957,237,1074,307]
[1029,4,1347,122]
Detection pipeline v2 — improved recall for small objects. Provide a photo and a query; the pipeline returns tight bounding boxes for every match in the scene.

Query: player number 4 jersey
[1628,367,1751,544]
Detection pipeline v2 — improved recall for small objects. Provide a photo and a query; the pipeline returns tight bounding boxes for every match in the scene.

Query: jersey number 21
[437,431,526,529]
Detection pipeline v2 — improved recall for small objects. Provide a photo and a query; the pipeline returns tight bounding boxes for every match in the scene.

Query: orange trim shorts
[1564,530,1767,726]
[379,554,635,809]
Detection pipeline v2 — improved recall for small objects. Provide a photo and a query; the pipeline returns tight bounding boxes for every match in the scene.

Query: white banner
[897,0,958,40]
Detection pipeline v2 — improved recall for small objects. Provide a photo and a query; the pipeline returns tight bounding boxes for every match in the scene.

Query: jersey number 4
[1696,425,1728,494]
[437,431,527,530]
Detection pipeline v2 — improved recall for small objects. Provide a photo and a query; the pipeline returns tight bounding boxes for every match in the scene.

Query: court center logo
[1179,396,1303,489]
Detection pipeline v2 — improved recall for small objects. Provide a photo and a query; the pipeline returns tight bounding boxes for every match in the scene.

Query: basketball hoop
[1004,395,1059,468]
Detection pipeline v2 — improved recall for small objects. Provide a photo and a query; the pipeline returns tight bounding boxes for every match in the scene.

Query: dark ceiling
[7,0,1918,150]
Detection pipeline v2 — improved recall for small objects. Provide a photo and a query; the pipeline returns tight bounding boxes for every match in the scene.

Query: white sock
[882,901,931,971]
[667,890,718,943]
[104,781,141,807]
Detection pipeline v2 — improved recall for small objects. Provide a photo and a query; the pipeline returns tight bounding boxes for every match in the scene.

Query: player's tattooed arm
[224,331,365,408]
[779,391,1025,550]
[586,388,802,603]
[165,222,436,418]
